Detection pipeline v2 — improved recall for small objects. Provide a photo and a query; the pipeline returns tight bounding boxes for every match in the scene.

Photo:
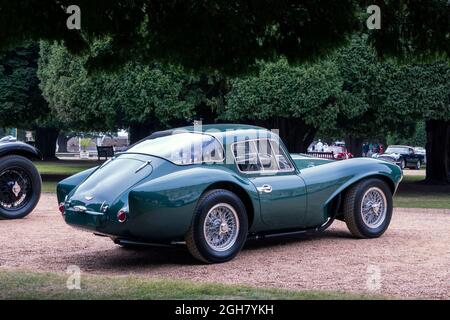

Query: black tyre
[0,155,41,219]
[414,160,421,170]
[186,189,248,263]
[343,178,393,238]
[399,159,405,170]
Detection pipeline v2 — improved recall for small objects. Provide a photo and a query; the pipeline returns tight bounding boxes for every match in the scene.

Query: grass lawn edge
[0,269,385,300]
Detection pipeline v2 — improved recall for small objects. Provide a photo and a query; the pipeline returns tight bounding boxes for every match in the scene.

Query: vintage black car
[373,145,424,170]
[0,140,42,219]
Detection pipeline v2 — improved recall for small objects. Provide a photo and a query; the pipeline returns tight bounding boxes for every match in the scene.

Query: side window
[255,139,278,171]
[201,137,224,163]
[270,139,294,171]
[232,141,262,172]
[232,139,294,173]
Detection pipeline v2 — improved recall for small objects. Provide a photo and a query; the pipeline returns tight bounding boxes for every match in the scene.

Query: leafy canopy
[38,41,204,132]
[0,44,53,128]
[1,1,447,75]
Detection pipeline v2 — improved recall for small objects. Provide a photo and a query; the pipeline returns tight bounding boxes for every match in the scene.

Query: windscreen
[386,147,409,154]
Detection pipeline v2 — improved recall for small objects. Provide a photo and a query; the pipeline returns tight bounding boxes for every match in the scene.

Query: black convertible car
[0,139,42,219]
[373,145,424,170]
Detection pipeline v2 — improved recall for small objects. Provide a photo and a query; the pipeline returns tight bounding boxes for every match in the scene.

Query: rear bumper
[62,207,189,244]
[64,210,107,231]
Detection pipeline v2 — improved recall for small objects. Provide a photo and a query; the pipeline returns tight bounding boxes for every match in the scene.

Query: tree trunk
[129,121,160,145]
[425,120,450,184]
[245,117,317,153]
[346,136,363,157]
[34,127,60,160]
[56,132,70,153]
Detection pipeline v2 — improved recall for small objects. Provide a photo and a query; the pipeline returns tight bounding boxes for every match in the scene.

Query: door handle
[257,184,272,193]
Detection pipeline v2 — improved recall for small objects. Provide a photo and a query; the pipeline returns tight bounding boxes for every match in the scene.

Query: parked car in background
[373,145,423,169]
[328,146,353,160]
[57,124,403,263]
[0,139,42,219]
[0,135,17,143]
[414,147,426,164]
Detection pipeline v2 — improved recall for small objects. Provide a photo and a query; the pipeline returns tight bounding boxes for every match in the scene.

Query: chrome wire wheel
[203,203,240,252]
[360,187,387,229]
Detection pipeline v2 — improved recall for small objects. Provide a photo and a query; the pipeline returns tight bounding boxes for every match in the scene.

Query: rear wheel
[186,189,248,263]
[399,159,406,170]
[343,178,393,238]
[0,155,41,219]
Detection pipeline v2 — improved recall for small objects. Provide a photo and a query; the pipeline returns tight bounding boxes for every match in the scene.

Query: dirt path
[1,194,449,299]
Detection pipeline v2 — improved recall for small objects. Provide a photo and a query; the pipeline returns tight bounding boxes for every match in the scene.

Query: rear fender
[0,142,42,160]
[56,167,98,203]
[127,166,260,240]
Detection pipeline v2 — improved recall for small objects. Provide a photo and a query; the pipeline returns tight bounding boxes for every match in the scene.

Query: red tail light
[58,203,65,215]
[117,210,127,223]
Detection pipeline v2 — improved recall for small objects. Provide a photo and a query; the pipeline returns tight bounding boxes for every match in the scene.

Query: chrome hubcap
[361,187,387,229]
[203,203,239,251]
[0,168,31,211]
[12,181,21,197]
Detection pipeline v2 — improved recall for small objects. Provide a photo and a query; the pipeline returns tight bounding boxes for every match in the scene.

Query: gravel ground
[1,194,449,299]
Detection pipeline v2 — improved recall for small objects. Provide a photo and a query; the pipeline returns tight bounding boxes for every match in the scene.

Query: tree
[1,1,447,75]
[367,0,449,61]
[325,35,412,156]
[384,63,450,183]
[387,121,426,147]
[224,58,342,152]
[38,42,206,143]
[0,44,60,159]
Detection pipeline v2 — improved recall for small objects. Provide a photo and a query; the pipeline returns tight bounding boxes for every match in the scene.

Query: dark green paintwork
[57,124,403,243]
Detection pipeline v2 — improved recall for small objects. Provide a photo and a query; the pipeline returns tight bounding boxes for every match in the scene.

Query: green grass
[34,161,99,175]
[401,175,426,183]
[0,270,375,300]
[42,180,57,193]
[394,174,450,209]
[394,194,450,209]
[36,161,449,209]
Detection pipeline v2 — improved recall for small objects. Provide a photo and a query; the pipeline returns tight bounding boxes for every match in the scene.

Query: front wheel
[343,178,393,238]
[399,159,406,170]
[0,155,41,219]
[186,189,248,263]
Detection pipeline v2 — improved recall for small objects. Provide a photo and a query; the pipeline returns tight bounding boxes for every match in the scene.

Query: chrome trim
[257,184,273,193]
[100,201,109,213]
[135,160,152,173]
[72,205,87,213]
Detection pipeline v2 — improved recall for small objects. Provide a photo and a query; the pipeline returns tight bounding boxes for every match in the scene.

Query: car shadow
[60,245,200,270]
[243,228,352,250]
[57,228,353,271]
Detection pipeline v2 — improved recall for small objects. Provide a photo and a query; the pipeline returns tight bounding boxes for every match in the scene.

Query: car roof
[147,124,278,145]
[181,123,263,132]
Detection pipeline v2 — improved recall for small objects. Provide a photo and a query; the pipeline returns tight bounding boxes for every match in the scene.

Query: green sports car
[57,124,403,263]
